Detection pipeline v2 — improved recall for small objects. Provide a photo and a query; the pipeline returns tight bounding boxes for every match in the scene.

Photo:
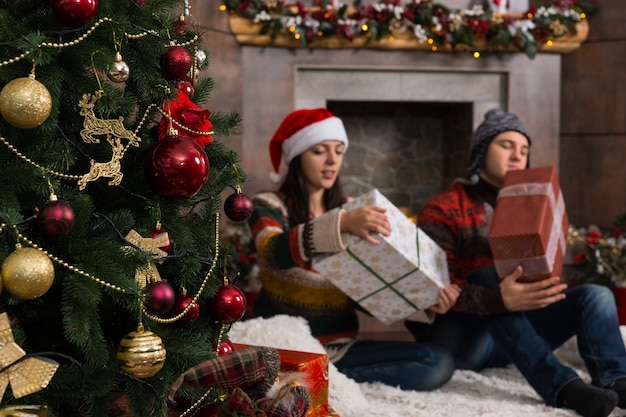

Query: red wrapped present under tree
[233,344,337,417]
[488,166,569,282]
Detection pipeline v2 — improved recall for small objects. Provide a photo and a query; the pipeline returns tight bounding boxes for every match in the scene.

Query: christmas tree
[0,0,251,415]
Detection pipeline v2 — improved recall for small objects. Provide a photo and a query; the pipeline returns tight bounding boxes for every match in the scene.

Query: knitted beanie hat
[269,108,348,181]
[466,108,531,182]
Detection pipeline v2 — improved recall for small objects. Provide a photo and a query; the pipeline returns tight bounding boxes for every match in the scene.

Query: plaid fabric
[168,347,280,400]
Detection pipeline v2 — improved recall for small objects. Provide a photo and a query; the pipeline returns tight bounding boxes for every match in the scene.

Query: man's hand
[500,266,567,311]
[428,284,461,314]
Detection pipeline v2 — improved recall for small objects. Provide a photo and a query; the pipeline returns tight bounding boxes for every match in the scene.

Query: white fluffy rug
[229,315,626,417]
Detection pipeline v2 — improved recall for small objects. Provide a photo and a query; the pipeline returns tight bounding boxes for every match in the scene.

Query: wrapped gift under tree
[312,189,449,325]
[488,166,569,282]
[232,344,337,417]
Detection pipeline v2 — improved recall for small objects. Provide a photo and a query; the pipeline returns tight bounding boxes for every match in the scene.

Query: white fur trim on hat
[281,117,348,165]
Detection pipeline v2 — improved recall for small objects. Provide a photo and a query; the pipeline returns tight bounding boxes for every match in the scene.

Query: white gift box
[312,189,449,325]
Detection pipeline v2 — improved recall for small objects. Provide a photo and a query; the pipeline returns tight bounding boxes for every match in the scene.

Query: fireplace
[327,100,473,216]
[238,47,562,210]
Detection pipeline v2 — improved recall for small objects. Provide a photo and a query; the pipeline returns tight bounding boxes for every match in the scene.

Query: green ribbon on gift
[346,230,421,310]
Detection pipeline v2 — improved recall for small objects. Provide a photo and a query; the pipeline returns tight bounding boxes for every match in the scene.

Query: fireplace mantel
[227,15,588,55]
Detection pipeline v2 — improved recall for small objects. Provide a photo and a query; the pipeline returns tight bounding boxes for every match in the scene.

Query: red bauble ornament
[216,339,235,356]
[146,281,175,315]
[174,77,194,96]
[150,227,172,253]
[170,294,200,325]
[37,196,76,236]
[145,135,209,199]
[206,284,246,324]
[161,46,192,80]
[51,0,98,27]
[223,191,253,222]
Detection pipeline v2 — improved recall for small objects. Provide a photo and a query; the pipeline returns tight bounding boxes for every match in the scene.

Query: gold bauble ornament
[1,245,54,300]
[116,323,166,378]
[0,74,52,129]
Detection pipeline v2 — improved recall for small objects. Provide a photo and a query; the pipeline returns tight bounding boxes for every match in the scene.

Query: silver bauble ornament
[195,49,207,67]
[108,52,130,83]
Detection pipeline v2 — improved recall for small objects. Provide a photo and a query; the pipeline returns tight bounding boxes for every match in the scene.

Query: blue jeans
[334,339,454,391]
[424,266,626,406]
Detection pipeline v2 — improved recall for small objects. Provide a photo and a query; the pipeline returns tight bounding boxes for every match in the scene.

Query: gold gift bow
[123,229,170,287]
[0,313,59,400]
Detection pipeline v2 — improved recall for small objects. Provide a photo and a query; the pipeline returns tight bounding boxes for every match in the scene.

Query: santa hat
[269,108,348,181]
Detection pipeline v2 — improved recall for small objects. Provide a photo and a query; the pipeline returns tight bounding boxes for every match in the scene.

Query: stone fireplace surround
[239,47,561,200]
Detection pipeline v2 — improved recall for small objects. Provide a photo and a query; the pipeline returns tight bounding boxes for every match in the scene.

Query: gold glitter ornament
[0,245,54,300]
[116,323,166,378]
[0,74,52,129]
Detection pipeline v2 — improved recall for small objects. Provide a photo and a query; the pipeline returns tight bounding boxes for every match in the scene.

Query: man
[409,108,626,417]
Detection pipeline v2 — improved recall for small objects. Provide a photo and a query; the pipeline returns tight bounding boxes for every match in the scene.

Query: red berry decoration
[51,0,98,27]
[170,294,200,325]
[206,284,246,324]
[224,190,253,222]
[146,281,175,315]
[37,195,76,236]
[145,135,209,200]
[174,77,194,96]
[161,46,192,80]
[216,339,235,356]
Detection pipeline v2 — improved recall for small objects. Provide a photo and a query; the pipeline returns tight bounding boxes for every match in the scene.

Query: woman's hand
[428,284,461,314]
[340,206,391,244]
[500,266,567,311]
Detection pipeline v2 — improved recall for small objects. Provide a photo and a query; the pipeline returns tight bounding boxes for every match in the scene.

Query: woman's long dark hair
[278,155,346,227]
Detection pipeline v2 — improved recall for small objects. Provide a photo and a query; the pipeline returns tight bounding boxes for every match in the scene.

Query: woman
[248,108,457,391]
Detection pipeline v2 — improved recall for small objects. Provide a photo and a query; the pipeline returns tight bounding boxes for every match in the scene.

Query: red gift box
[232,344,336,417]
[488,166,568,282]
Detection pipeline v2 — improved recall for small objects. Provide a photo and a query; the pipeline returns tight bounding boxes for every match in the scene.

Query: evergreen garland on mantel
[222,0,598,58]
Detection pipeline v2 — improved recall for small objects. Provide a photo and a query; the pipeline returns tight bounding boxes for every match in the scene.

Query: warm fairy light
[546,40,553,46]
[288,26,296,33]
[389,35,395,41]
[361,24,368,31]
[294,33,301,39]
[427,38,434,44]
[431,45,437,51]
[580,12,587,19]
[473,51,480,58]
[219,4,226,11]
[526,12,534,19]
[317,30,323,36]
